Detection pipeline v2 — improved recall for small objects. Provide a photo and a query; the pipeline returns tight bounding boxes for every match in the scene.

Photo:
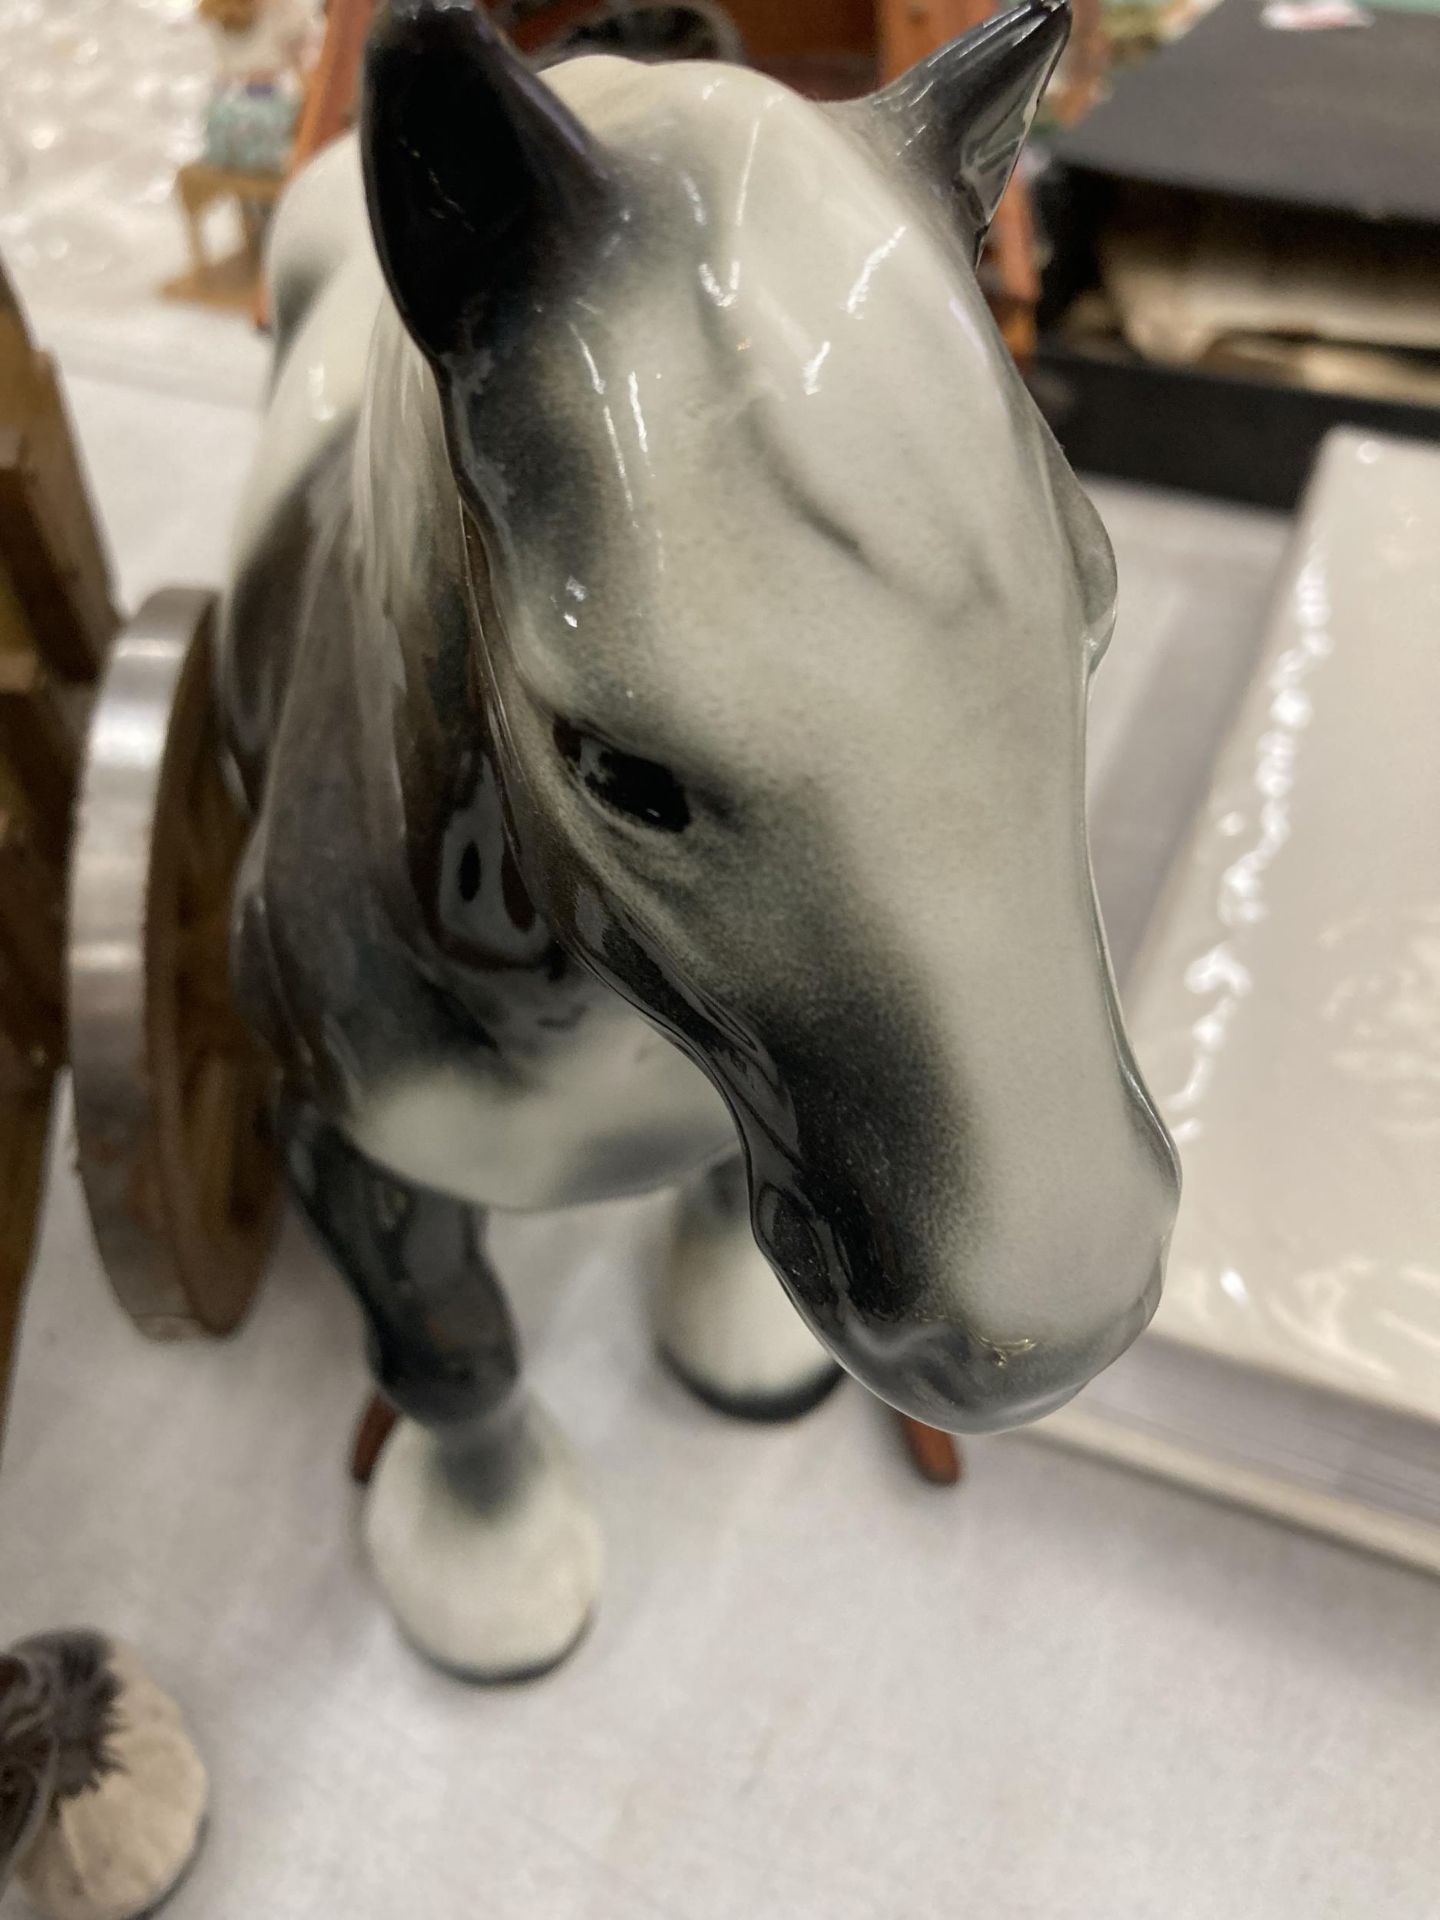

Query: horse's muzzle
[830,1274,1161,1433]
[752,1178,1164,1434]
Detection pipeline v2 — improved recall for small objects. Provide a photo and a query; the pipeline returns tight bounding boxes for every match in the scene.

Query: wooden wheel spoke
[178,820,209,898]
[228,1063,277,1223]
[186,1054,243,1235]
[180,801,235,910]
[191,750,237,850]
[174,900,234,994]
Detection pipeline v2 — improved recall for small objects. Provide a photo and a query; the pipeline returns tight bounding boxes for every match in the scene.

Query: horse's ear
[361,0,612,360]
[851,0,1069,255]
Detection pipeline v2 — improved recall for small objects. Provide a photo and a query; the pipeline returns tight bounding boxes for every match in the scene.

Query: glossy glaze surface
[222,0,1177,1430]
[1125,429,1440,1421]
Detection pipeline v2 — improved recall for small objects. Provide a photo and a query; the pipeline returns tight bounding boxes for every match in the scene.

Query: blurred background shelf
[1031,0,1440,505]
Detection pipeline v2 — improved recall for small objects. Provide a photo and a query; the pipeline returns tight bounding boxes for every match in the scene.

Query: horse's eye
[553,720,691,833]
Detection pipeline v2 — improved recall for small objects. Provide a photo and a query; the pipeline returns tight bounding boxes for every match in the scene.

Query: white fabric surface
[8,1107,1440,1920]
[5,326,1438,1920]
[1122,431,1440,1417]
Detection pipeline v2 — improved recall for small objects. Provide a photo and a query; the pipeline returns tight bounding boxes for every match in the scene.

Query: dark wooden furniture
[1034,0,1440,506]
[0,263,117,1445]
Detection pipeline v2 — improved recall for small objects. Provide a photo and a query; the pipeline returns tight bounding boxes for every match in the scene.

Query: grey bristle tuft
[4,1632,124,1800]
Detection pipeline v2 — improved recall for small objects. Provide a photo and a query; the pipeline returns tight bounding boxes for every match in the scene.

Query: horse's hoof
[661,1346,843,1423]
[363,1403,603,1682]
[656,1179,842,1423]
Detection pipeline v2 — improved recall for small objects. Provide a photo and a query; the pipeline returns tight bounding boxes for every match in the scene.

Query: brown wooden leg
[897,1413,964,1485]
[176,173,211,283]
[350,1391,400,1486]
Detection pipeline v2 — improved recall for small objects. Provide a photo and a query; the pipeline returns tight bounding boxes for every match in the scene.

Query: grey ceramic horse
[221,0,1179,1678]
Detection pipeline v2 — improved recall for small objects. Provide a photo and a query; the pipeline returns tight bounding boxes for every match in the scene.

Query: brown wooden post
[0,259,117,1445]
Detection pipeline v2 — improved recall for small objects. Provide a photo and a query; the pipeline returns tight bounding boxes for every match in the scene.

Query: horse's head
[358,0,1179,1432]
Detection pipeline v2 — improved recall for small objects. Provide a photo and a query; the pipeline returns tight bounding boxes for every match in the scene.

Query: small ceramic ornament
[197,0,314,175]
[0,1633,207,1920]
[220,0,1179,1679]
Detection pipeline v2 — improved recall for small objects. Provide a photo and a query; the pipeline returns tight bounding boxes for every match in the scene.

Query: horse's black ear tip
[363,0,523,146]
[368,0,511,65]
[988,0,1069,56]
[1029,0,1073,51]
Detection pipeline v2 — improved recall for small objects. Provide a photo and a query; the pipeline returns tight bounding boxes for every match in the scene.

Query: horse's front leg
[654,1157,840,1421]
[280,1099,602,1681]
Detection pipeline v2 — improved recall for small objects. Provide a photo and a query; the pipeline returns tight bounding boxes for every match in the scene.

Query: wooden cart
[0,263,280,1448]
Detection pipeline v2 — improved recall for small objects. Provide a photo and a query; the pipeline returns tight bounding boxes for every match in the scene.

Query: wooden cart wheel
[69,588,280,1339]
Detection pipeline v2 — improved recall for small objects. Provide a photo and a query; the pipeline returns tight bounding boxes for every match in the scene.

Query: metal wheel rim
[69,587,280,1338]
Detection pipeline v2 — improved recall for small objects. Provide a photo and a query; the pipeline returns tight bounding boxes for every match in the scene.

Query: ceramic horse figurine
[220,0,1179,1679]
